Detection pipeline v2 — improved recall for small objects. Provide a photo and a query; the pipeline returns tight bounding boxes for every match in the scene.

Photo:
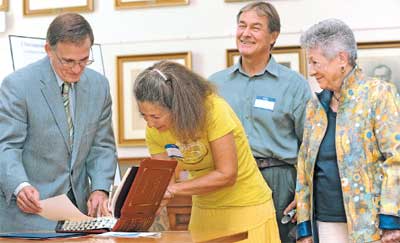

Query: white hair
[300,18,357,66]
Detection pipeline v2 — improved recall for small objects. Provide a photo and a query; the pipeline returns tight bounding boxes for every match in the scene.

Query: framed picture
[118,157,147,175]
[23,0,94,16]
[9,35,105,75]
[115,0,189,9]
[116,52,192,146]
[226,46,307,76]
[0,0,9,11]
[357,41,400,92]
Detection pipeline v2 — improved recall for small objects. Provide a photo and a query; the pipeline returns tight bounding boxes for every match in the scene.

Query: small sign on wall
[9,35,105,75]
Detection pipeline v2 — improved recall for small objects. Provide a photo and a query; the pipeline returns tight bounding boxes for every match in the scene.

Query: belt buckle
[256,158,271,168]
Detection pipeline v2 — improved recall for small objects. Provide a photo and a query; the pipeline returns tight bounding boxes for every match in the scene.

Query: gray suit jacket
[0,57,117,232]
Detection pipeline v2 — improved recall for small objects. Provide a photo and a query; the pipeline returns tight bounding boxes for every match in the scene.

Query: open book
[55,158,177,233]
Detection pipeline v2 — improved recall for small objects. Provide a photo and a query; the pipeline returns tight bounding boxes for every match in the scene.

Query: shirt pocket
[271,110,292,131]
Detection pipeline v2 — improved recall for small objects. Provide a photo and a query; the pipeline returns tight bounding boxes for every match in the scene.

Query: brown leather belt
[254,157,288,169]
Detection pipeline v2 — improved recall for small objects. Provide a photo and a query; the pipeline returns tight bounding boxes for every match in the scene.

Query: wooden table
[0,231,193,243]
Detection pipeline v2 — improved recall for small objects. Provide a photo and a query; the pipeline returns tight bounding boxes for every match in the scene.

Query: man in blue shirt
[209,2,311,242]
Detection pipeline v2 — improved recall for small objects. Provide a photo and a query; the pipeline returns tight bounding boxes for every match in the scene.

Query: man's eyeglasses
[53,49,94,68]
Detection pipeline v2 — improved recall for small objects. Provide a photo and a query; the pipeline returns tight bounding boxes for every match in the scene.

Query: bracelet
[166,188,174,198]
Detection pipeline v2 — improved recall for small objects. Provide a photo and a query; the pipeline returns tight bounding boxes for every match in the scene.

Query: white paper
[39,194,92,221]
[110,167,132,217]
[97,232,161,238]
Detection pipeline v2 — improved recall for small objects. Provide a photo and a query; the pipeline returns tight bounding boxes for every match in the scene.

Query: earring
[341,66,345,73]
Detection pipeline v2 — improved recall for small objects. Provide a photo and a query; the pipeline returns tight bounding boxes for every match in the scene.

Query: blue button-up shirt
[209,56,311,164]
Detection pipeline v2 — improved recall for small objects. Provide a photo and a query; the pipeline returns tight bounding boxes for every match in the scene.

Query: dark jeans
[260,165,296,243]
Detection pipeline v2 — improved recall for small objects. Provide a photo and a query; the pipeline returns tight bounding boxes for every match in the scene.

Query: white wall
[1,0,400,158]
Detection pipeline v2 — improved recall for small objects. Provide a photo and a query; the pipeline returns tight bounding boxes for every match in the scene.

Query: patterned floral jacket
[296,68,400,243]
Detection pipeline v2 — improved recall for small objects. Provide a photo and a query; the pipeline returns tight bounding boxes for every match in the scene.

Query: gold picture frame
[115,0,189,9]
[23,0,94,16]
[226,46,307,76]
[116,52,192,146]
[118,157,147,175]
[0,0,9,11]
[357,41,400,92]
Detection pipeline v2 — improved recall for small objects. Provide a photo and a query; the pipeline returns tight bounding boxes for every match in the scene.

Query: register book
[55,158,177,233]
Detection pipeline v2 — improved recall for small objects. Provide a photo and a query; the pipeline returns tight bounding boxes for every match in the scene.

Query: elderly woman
[296,19,400,243]
[134,61,280,243]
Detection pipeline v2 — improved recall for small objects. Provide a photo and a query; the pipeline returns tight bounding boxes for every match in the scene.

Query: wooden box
[167,195,192,230]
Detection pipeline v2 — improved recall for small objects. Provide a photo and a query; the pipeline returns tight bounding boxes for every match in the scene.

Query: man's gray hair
[300,18,357,66]
[237,1,280,33]
[46,13,94,48]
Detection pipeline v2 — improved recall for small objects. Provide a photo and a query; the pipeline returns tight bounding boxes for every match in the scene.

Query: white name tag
[165,144,183,158]
[254,96,276,111]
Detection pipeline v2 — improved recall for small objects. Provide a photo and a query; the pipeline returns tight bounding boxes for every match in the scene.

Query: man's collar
[264,56,279,77]
[54,72,64,88]
[228,60,241,74]
[229,55,279,78]
[49,62,75,88]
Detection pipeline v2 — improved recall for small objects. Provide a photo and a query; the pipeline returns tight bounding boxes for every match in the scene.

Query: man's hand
[283,199,297,223]
[87,190,110,217]
[16,185,42,214]
[297,236,313,243]
[382,229,400,243]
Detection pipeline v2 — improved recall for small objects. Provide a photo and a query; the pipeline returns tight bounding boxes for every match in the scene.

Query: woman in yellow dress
[133,60,280,243]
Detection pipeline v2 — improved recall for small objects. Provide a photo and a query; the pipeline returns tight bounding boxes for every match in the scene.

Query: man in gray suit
[0,13,117,232]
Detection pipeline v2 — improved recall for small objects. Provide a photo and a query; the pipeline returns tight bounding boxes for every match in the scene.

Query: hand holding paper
[17,185,42,214]
[39,194,92,221]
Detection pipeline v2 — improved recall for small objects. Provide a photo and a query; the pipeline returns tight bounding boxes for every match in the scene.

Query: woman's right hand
[156,187,175,216]
[164,187,175,200]
[297,236,313,243]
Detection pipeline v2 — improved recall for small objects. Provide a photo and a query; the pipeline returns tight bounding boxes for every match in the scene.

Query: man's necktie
[62,82,74,150]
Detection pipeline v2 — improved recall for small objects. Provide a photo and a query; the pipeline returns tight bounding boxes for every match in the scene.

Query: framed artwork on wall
[118,157,147,175]
[115,0,189,9]
[226,46,307,76]
[23,0,94,16]
[226,49,239,67]
[9,35,105,75]
[357,41,400,92]
[116,52,192,146]
[0,0,9,11]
